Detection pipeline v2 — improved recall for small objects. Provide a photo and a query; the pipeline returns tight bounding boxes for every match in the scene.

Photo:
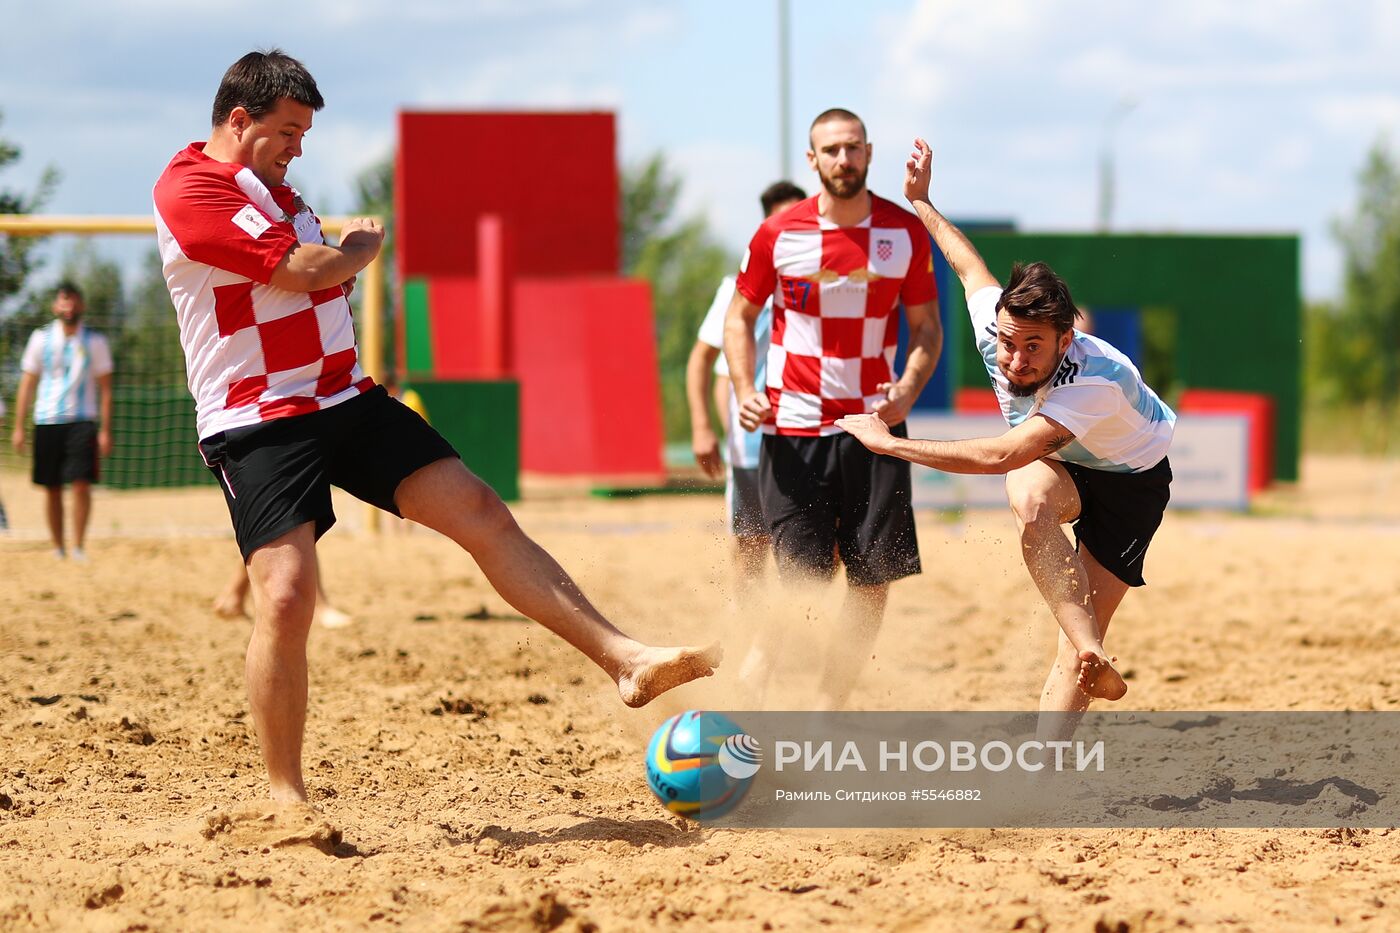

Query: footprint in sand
[199,803,343,855]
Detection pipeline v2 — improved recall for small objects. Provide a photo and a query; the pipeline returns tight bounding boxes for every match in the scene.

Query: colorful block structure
[395,111,665,489]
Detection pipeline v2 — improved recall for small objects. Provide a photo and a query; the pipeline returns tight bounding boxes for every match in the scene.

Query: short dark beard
[1002,350,1066,398]
[819,164,867,200]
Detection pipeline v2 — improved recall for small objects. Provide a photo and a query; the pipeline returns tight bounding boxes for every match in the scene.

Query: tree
[1306,138,1400,430]
[1,109,61,448]
[0,108,60,310]
[621,154,735,442]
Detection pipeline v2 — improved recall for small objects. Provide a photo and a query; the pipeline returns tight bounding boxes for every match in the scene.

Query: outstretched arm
[903,138,999,295]
[835,411,1075,475]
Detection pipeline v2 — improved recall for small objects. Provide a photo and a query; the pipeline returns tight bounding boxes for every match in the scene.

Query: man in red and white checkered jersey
[154,49,720,805]
[723,108,943,710]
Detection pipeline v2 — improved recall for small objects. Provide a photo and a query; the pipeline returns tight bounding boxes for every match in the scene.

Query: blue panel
[1085,307,1142,367]
[897,235,955,411]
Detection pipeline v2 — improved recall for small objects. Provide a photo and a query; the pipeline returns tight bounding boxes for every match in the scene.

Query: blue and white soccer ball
[645,710,760,821]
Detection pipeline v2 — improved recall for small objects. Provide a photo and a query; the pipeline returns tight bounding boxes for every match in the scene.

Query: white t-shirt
[696,275,770,469]
[20,321,113,425]
[969,286,1175,473]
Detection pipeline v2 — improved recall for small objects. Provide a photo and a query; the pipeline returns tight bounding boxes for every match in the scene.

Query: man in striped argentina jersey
[838,138,1175,716]
[10,282,114,561]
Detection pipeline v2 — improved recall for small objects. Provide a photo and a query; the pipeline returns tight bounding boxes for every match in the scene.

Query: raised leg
[395,458,720,707]
[1006,460,1126,701]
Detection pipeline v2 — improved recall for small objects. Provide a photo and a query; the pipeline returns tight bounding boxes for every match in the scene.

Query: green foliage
[0,108,60,309]
[1304,137,1400,451]
[621,153,735,441]
[116,248,185,387]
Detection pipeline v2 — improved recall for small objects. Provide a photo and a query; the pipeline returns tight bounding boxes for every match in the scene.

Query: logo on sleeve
[231,204,272,239]
[740,248,751,274]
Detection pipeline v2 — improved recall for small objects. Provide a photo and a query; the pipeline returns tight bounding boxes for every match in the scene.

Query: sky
[1,0,1397,302]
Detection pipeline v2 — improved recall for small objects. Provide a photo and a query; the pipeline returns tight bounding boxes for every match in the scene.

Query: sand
[2,455,1400,931]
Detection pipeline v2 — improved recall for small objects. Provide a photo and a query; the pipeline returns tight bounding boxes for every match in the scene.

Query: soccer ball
[645,710,757,821]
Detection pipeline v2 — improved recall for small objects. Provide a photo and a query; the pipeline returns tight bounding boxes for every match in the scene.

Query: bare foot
[1077,650,1127,701]
[212,591,247,620]
[616,643,723,708]
[314,605,354,629]
[201,801,340,854]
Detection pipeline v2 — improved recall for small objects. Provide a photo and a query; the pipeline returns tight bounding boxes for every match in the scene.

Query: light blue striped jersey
[969,286,1174,473]
[696,275,771,469]
[20,321,113,425]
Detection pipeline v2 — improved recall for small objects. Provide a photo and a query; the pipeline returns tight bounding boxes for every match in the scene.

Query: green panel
[404,379,520,501]
[403,278,434,375]
[104,385,214,489]
[955,233,1302,482]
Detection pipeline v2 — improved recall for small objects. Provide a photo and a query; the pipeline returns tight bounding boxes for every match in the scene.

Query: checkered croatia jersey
[153,142,373,440]
[734,194,936,436]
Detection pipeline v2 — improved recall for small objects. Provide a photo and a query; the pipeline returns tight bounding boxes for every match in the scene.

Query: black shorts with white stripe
[1061,457,1172,587]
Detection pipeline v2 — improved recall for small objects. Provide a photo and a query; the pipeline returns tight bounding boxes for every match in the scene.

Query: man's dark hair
[54,280,83,300]
[997,262,1081,334]
[211,48,325,126]
[760,181,807,216]
[808,108,868,147]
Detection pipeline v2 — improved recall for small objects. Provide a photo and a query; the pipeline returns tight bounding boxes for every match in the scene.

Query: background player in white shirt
[686,181,804,616]
[839,138,1175,716]
[10,283,114,560]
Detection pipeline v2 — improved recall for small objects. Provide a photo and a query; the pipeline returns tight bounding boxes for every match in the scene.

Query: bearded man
[722,109,942,710]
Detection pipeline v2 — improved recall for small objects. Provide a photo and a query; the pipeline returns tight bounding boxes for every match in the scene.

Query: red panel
[954,387,1001,413]
[397,112,619,280]
[1178,390,1275,492]
[427,278,481,379]
[512,278,663,478]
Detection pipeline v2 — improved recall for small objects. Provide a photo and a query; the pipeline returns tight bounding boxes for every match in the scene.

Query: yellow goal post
[0,214,387,533]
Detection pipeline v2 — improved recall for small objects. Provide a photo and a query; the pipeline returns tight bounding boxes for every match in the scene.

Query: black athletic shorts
[759,422,921,587]
[33,421,99,487]
[1062,456,1172,588]
[198,386,459,561]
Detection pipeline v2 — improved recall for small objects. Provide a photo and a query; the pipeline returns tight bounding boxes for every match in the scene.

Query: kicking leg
[245,524,319,802]
[395,459,720,707]
[1007,460,1126,701]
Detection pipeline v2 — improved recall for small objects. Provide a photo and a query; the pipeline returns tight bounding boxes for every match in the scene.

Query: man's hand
[339,218,385,252]
[692,427,723,479]
[10,425,24,454]
[98,428,113,458]
[903,137,933,204]
[835,412,894,453]
[341,274,357,298]
[871,381,917,426]
[737,391,772,432]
